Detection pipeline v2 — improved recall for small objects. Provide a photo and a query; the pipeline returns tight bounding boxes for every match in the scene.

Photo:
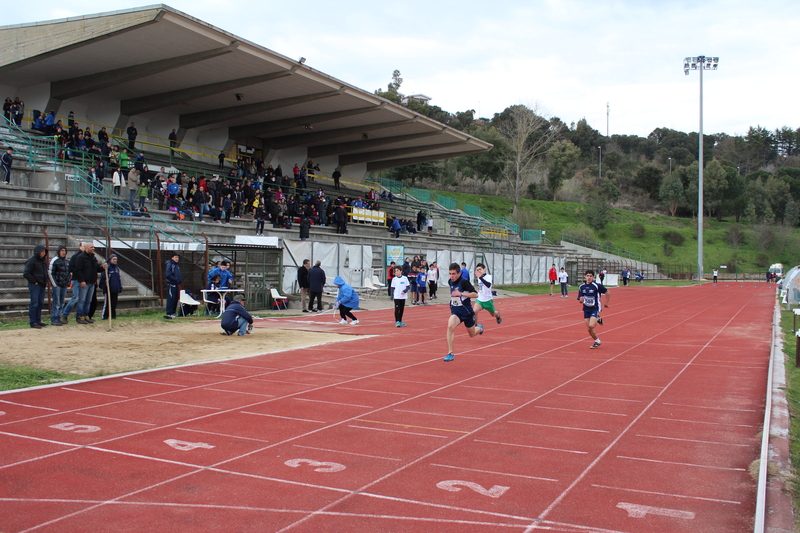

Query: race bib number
[583,296,596,306]
[451,296,463,306]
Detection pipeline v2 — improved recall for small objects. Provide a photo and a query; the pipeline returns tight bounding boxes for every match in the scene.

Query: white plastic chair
[362,277,378,299]
[179,290,202,317]
[270,288,289,310]
[371,275,385,288]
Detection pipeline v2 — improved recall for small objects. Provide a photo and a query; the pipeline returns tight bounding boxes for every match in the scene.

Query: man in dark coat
[221,294,254,336]
[335,204,347,234]
[73,242,103,324]
[307,260,326,312]
[165,252,183,318]
[1,147,13,185]
[332,168,341,191]
[47,244,70,325]
[297,259,310,312]
[299,216,311,241]
[126,122,138,150]
[23,244,49,328]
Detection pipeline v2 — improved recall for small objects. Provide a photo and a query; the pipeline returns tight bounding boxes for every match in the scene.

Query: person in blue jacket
[333,275,360,325]
[100,254,123,319]
[221,294,253,336]
[164,252,182,319]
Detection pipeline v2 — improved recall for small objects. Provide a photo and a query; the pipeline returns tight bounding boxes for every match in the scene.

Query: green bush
[663,229,686,246]
[631,222,646,238]
[662,243,674,256]
[562,224,595,242]
[755,252,771,268]
[587,203,609,229]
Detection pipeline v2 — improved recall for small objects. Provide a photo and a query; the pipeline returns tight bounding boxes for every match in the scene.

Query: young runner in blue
[444,262,484,362]
[577,270,610,349]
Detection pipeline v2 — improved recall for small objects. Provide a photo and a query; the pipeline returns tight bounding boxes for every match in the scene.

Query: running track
[0,283,774,532]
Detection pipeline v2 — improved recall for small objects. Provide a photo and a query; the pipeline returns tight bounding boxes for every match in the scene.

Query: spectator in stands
[100,254,122,320]
[44,110,56,135]
[2,147,13,185]
[461,262,470,281]
[417,210,426,232]
[307,260,326,312]
[126,122,138,150]
[299,215,311,241]
[388,191,394,202]
[13,100,24,126]
[47,245,70,326]
[23,244,50,329]
[390,216,402,238]
[2,98,11,122]
[427,215,434,236]
[221,294,253,336]
[218,151,225,170]
[332,167,341,190]
[255,202,267,235]
[136,173,149,209]
[193,187,209,222]
[98,127,109,144]
[169,129,178,155]
[405,219,417,234]
[334,276,360,325]
[112,167,123,196]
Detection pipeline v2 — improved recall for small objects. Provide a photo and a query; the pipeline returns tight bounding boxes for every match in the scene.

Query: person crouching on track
[577,270,610,349]
[333,276,360,325]
[221,294,253,336]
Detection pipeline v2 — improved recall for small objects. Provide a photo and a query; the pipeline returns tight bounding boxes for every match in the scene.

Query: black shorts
[452,309,476,328]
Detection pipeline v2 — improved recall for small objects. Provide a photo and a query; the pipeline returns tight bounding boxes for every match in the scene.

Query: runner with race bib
[444,262,485,362]
[577,269,610,349]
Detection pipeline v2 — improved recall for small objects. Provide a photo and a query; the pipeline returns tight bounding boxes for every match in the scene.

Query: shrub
[755,252,771,268]
[631,222,646,238]
[662,243,674,256]
[663,229,685,246]
[726,225,744,247]
[587,202,609,230]
[562,224,595,242]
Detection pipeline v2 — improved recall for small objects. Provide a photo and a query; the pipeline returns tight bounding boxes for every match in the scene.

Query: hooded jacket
[48,245,70,288]
[23,245,48,285]
[100,262,123,294]
[221,301,253,332]
[334,276,359,309]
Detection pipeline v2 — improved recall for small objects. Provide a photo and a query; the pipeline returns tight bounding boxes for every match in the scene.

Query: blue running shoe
[395,321,401,327]
[443,353,454,362]
[477,324,484,335]
[496,314,502,325]
[399,322,408,327]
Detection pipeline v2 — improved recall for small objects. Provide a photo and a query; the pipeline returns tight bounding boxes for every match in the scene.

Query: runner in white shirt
[390,266,410,327]
[472,263,502,324]
[558,267,569,297]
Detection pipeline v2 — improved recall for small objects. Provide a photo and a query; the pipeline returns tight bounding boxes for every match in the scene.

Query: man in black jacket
[297,259,310,312]
[23,244,49,329]
[165,252,182,318]
[307,260,326,312]
[73,242,103,324]
[48,245,70,326]
[221,294,253,336]
[1,147,12,185]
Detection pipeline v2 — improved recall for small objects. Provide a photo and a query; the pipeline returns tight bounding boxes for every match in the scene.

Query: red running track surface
[0,283,774,532]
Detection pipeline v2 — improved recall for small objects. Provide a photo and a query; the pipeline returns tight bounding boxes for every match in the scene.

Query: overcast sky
[7,0,799,138]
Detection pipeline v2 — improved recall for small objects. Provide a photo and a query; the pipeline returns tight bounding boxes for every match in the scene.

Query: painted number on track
[617,502,695,520]
[49,422,101,433]
[436,480,509,499]
[164,439,215,451]
[284,459,346,472]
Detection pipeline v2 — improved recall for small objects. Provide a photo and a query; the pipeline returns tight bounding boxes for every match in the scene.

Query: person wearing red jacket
[548,263,558,296]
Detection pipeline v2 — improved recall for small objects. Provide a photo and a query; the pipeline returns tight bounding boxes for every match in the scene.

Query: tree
[636,164,664,198]
[546,140,580,195]
[703,160,729,221]
[495,104,560,214]
[659,173,684,216]
[374,69,403,103]
[784,198,799,226]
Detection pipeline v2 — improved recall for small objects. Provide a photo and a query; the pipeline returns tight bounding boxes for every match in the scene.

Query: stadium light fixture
[684,55,719,280]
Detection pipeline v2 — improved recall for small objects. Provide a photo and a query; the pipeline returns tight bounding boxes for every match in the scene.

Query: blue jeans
[225,316,249,335]
[62,280,80,318]
[50,285,67,323]
[77,283,95,317]
[129,189,136,210]
[28,283,44,325]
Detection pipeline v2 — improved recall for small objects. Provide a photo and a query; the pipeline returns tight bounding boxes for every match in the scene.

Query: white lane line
[145,399,221,410]
[372,377,443,385]
[123,378,187,388]
[557,393,642,403]
[430,463,558,482]
[475,439,588,455]
[348,425,448,438]
[60,388,128,398]
[461,385,535,394]
[174,369,238,378]
[393,409,485,420]
[251,378,317,386]
[636,434,750,447]
[203,388,276,398]
[0,446,79,471]
[534,405,627,417]
[661,402,758,412]
[176,427,270,443]
[75,413,156,426]
[617,455,746,471]
[591,484,741,504]
[219,362,281,370]
[0,399,59,411]
[507,420,609,433]
[293,444,402,461]
[335,387,410,396]
[650,416,756,428]
[293,398,373,408]
[0,430,80,448]
[430,396,513,406]
[293,370,358,378]
[240,411,325,424]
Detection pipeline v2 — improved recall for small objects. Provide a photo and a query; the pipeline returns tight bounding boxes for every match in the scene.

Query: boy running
[473,263,502,324]
[391,266,410,327]
[444,262,484,362]
[577,269,609,349]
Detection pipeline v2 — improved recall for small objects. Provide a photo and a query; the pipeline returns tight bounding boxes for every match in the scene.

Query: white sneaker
[339,319,348,325]
[590,339,601,349]
[351,320,359,325]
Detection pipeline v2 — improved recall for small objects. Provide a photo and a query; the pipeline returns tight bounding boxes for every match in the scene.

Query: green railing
[436,195,457,210]
[521,229,543,244]
[561,233,657,263]
[379,177,406,193]
[407,187,431,202]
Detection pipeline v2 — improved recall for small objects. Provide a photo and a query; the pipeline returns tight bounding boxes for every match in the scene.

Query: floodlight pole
[684,55,719,281]
[598,146,602,179]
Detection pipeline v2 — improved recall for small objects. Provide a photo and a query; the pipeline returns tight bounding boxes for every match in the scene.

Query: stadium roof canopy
[0,5,492,174]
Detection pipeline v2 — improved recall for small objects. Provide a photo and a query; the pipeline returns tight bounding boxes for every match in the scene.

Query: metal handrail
[561,233,657,263]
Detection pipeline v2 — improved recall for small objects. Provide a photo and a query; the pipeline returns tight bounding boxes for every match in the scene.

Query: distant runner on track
[444,262,484,362]
[577,269,610,349]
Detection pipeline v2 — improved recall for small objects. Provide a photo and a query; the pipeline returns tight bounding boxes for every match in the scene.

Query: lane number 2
[284,458,346,472]
[436,480,509,499]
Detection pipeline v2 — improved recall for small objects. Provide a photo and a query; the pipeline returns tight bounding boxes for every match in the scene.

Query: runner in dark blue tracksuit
[444,262,485,362]
[577,270,610,349]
